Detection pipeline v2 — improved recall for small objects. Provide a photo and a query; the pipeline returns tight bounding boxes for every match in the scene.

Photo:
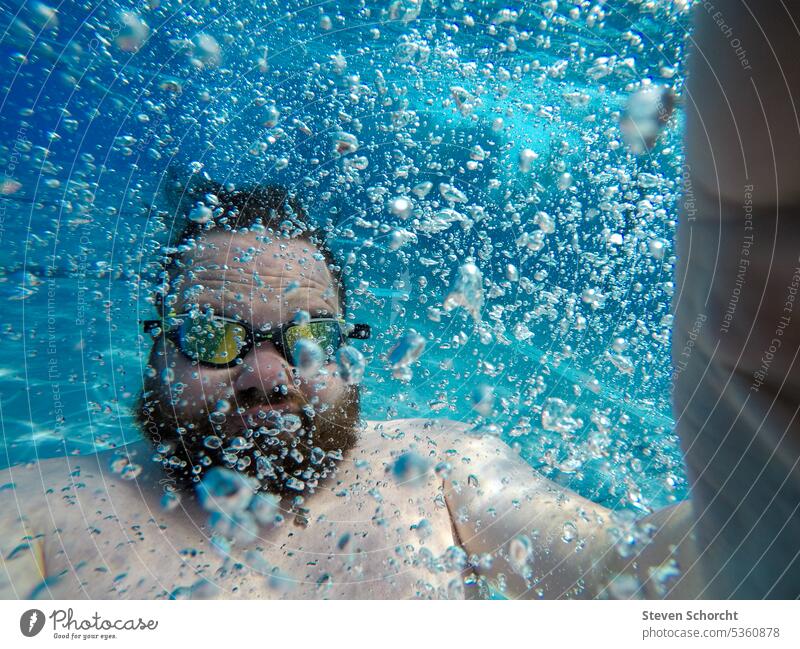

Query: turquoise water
[0,0,691,512]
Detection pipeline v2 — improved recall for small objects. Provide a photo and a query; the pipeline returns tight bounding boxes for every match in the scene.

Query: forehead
[172,230,340,319]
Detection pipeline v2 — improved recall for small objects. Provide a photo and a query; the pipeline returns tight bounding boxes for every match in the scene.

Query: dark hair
[159,174,346,314]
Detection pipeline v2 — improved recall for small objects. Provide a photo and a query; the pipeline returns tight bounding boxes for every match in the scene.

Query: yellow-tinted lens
[284,321,341,363]
[180,315,247,365]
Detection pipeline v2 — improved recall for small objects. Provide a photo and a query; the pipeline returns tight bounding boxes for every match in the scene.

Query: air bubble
[444,262,484,323]
[541,398,583,435]
[438,183,467,203]
[412,181,433,198]
[293,338,324,378]
[508,535,533,577]
[337,345,366,385]
[334,132,359,155]
[389,196,413,219]
[197,467,256,515]
[562,521,578,543]
[471,384,495,416]
[518,148,538,172]
[388,332,426,379]
[391,451,429,486]
[116,12,149,52]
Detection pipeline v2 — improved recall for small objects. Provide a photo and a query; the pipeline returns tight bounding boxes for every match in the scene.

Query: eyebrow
[176,303,340,324]
[309,308,337,318]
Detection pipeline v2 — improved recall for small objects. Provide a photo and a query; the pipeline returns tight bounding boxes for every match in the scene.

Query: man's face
[140,229,360,493]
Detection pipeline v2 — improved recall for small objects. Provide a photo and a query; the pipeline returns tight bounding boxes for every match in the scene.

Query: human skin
[148,230,347,435]
[673,0,800,598]
[8,0,800,599]
[0,228,698,599]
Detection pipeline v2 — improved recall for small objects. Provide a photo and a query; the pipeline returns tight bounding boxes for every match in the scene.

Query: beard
[135,380,361,497]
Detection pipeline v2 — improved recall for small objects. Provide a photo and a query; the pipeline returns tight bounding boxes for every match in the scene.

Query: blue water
[0,0,692,512]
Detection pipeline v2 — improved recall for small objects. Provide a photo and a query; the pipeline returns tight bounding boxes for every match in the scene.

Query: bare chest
[44,478,468,600]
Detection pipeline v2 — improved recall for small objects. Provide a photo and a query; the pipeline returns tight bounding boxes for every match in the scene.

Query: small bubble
[337,345,366,385]
[281,414,302,433]
[444,262,484,323]
[196,467,256,515]
[209,411,227,425]
[292,310,310,325]
[120,463,142,481]
[541,398,583,435]
[438,183,467,203]
[161,491,181,512]
[204,435,222,450]
[562,521,578,543]
[333,131,359,155]
[471,384,494,416]
[412,518,433,541]
[508,535,533,577]
[249,493,280,526]
[115,12,149,52]
[412,181,433,198]
[389,196,413,219]
[391,451,430,486]
[293,338,324,378]
[388,332,426,379]
[518,148,538,172]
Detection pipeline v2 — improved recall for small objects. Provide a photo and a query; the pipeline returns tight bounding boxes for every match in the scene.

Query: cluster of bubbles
[2,0,691,516]
[197,467,281,545]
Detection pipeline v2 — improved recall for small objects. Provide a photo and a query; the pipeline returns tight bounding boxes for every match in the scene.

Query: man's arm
[445,3,800,600]
[675,0,800,598]
[685,1,800,207]
[0,467,48,599]
[443,434,701,599]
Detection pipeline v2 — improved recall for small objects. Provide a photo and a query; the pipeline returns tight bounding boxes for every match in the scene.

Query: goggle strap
[348,323,371,340]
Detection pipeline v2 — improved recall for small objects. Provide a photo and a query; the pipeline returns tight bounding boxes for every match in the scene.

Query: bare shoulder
[0,453,94,512]
[392,419,527,475]
[0,441,154,526]
[356,417,493,461]
[0,452,111,598]
[353,418,527,492]
[364,417,471,437]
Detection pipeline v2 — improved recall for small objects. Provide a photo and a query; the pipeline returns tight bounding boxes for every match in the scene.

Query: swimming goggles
[143,313,370,369]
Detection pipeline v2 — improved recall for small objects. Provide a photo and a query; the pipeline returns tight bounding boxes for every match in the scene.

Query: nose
[232,342,293,397]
